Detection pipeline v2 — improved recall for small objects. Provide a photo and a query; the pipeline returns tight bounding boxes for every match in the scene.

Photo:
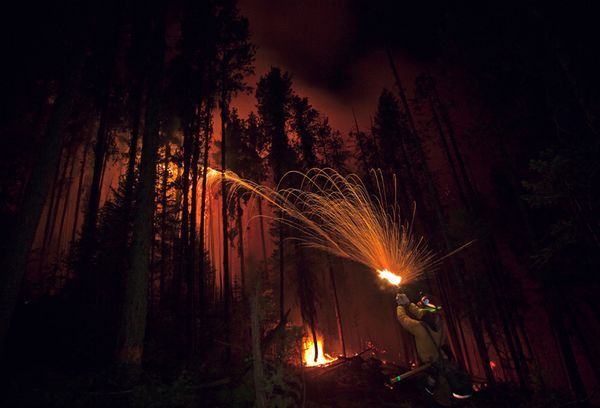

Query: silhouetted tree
[256,67,294,322]
[114,0,166,367]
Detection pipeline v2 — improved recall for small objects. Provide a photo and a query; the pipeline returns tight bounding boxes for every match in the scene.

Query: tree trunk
[71,142,90,245]
[430,101,468,207]
[220,91,231,359]
[0,50,84,350]
[427,73,476,204]
[278,224,285,322]
[384,47,423,208]
[294,243,319,362]
[257,198,268,279]
[82,102,110,250]
[122,78,144,219]
[114,1,165,367]
[198,98,213,313]
[188,125,200,353]
[250,284,267,407]
[326,254,346,357]
[178,125,192,311]
[56,145,78,257]
[159,143,170,308]
[547,297,587,402]
[37,145,67,277]
[569,303,600,383]
[236,194,246,300]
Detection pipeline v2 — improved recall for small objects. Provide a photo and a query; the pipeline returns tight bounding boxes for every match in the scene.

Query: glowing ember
[377,269,402,286]
[303,333,336,367]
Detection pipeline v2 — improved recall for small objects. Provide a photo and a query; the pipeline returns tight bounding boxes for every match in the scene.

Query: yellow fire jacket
[396,303,445,364]
[397,303,453,406]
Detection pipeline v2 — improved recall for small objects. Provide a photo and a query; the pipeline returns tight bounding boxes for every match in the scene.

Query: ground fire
[302,332,337,367]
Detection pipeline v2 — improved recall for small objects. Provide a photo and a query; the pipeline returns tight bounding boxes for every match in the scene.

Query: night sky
[234,0,442,133]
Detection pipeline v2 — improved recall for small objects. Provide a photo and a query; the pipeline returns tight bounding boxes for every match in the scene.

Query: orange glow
[303,332,336,367]
[377,269,402,286]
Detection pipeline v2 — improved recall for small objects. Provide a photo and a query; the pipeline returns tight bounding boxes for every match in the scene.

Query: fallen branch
[312,347,375,378]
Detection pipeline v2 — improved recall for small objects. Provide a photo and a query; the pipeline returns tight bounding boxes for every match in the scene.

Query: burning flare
[377,269,402,286]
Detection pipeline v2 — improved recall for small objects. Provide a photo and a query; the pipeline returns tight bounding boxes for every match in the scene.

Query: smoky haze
[234,0,440,134]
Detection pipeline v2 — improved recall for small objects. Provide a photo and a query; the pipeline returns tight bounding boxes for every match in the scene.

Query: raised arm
[396,304,423,336]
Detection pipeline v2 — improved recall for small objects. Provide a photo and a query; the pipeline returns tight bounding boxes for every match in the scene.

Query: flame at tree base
[303,332,337,367]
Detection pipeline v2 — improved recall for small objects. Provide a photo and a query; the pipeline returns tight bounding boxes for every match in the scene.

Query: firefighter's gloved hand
[396,293,410,306]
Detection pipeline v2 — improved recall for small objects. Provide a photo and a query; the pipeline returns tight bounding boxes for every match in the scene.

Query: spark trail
[208,167,468,286]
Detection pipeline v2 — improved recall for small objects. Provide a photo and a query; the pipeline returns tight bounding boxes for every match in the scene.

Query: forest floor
[1,353,587,408]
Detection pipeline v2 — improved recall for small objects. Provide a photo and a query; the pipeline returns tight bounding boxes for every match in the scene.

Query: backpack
[422,321,473,399]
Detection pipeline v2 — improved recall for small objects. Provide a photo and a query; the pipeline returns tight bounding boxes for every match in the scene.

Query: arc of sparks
[212,167,447,286]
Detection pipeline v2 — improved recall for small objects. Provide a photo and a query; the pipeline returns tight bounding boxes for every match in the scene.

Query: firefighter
[396,293,472,407]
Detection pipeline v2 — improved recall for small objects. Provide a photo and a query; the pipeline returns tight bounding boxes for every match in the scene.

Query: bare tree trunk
[430,102,468,207]
[188,127,200,353]
[250,284,267,407]
[198,98,213,313]
[46,149,73,257]
[278,224,285,322]
[208,199,217,306]
[431,80,476,204]
[71,143,90,245]
[37,145,66,276]
[56,145,79,256]
[98,144,110,203]
[326,255,346,357]
[114,1,165,366]
[546,296,587,402]
[159,143,170,308]
[569,304,600,383]
[149,226,156,322]
[83,105,110,246]
[294,243,319,362]
[236,194,246,300]
[179,125,192,312]
[220,90,231,360]
[257,198,268,279]
[122,80,144,218]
